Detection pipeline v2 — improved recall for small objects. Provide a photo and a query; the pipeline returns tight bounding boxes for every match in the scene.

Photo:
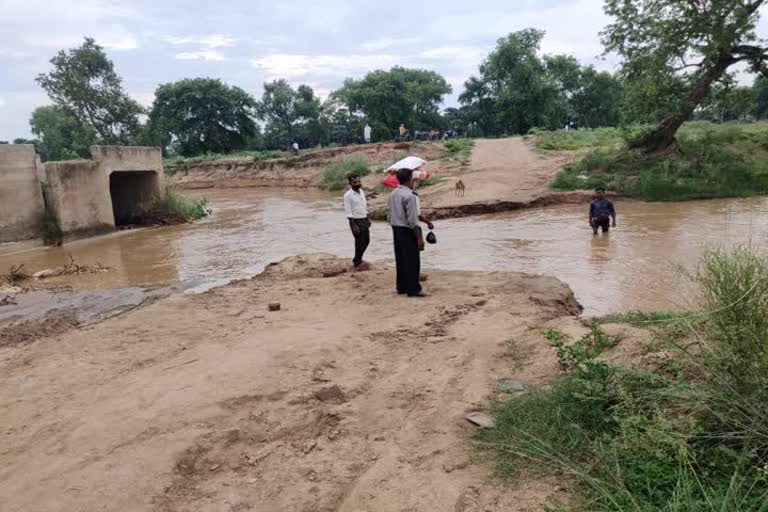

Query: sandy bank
[0,254,582,511]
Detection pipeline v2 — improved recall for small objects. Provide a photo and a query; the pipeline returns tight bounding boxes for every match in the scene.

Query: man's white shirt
[344,188,368,219]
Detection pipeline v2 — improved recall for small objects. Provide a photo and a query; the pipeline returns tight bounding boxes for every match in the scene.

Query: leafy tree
[256,80,323,149]
[603,0,768,152]
[30,105,96,161]
[461,29,563,135]
[752,76,768,118]
[573,68,623,128]
[147,78,257,157]
[36,38,143,144]
[334,67,451,139]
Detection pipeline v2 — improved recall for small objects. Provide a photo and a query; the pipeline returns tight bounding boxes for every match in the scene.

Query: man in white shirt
[343,173,371,267]
[364,124,372,144]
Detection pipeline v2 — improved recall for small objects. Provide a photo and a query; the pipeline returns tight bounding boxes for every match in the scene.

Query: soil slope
[0,254,581,512]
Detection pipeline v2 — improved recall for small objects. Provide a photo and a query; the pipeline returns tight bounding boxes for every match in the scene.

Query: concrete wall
[0,145,45,243]
[44,146,166,238]
[45,160,114,238]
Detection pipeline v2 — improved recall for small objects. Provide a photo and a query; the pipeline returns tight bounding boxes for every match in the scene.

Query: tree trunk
[634,56,733,153]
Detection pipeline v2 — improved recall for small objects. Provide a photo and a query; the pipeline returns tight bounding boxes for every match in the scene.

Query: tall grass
[485,246,768,511]
[144,189,210,224]
[41,205,63,246]
[320,156,370,191]
[552,122,768,201]
[531,127,626,151]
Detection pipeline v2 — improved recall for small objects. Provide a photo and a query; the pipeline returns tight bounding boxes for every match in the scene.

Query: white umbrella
[385,156,426,173]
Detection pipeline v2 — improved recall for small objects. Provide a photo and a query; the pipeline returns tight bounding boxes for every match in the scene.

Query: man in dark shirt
[388,168,427,297]
[589,187,616,235]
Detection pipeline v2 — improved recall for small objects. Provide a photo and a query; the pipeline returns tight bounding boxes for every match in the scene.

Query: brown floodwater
[2,188,768,316]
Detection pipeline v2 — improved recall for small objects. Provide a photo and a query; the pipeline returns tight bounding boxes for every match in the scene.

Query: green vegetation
[532,127,624,151]
[145,189,211,224]
[598,310,694,327]
[484,246,768,511]
[41,205,63,246]
[416,177,447,189]
[164,149,289,167]
[551,122,768,201]
[320,156,370,191]
[443,138,475,155]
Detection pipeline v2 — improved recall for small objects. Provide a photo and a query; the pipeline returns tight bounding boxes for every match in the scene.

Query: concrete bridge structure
[0,144,165,243]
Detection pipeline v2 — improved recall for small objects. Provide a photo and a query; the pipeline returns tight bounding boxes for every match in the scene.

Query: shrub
[486,247,768,511]
[320,156,370,191]
[444,138,475,155]
[145,189,210,224]
[42,205,63,246]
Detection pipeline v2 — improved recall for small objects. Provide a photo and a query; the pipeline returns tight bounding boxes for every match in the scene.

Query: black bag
[426,231,437,244]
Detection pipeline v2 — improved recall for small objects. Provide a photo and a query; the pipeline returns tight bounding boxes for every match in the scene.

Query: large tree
[334,67,451,139]
[30,105,97,161]
[36,38,143,145]
[256,80,322,149]
[603,0,768,152]
[147,78,257,156]
[461,29,577,135]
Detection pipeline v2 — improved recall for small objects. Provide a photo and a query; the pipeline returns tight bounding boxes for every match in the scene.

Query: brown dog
[454,179,466,197]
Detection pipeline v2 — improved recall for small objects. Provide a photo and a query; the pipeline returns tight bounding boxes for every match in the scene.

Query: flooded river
[2,188,768,316]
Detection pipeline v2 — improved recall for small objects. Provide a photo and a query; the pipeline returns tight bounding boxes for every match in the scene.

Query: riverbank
[546,122,768,201]
[0,254,582,511]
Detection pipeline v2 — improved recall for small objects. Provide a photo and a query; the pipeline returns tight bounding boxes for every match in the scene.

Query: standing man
[364,124,372,144]
[344,173,371,268]
[388,168,427,297]
[398,124,406,141]
[589,187,617,235]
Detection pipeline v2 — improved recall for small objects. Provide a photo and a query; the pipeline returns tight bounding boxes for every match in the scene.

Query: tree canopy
[256,80,323,149]
[30,105,97,161]
[334,67,452,139]
[147,78,257,156]
[603,0,768,151]
[36,38,143,145]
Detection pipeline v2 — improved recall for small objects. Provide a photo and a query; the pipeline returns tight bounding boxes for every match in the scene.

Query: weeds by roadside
[320,156,370,191]
[484,245,768,511]
[417,177,447,189]
[531,127,625,151]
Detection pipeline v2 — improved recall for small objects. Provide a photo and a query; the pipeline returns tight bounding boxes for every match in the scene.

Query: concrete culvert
[109,171,160,226]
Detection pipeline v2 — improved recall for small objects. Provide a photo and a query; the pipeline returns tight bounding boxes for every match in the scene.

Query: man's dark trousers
[392,226,421,295]
[352,219,370,266]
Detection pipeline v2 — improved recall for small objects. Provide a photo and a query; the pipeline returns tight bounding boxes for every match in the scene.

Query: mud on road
[0,254,581,512]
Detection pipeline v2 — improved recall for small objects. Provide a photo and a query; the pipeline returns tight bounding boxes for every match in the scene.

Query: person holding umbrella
[388,167,427,297]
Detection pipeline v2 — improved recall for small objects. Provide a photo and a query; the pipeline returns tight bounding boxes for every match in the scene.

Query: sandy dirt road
[416,138,577,213]
[0,255,581,512]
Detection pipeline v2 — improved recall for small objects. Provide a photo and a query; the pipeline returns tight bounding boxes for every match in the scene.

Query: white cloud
[249,53,398,78]
[420,46,486,62]
[0,97,6,108]
[176,50,226,61]
[131,92,155,107]
[360,37,421,52]
[165,34,236,48]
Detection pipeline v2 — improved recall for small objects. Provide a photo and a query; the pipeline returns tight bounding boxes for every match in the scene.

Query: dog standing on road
[454,179,466,197]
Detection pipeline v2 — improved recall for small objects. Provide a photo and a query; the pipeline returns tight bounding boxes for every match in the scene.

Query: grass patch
[598,310,695,327]
[320,156,370,191]
[532,127,625,151]
[164,149,290,166]
[485,246,768,511]
[144,189,211,224]
[552,122,768,201]
[416,177,447,189]
[443,138,475,155]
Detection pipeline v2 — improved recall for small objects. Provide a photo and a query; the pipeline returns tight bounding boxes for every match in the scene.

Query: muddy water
[2,188,767,316]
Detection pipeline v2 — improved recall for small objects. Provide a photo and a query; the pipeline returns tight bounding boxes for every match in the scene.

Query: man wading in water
[589,187,617,235]
[344,174,371,268]
[388,168,427,297]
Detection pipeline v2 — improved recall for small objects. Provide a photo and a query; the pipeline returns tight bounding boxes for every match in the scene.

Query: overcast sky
[0,0,765,141]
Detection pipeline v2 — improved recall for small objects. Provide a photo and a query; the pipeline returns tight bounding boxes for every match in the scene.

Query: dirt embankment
[166,143,448,190]
[0,254,583,512]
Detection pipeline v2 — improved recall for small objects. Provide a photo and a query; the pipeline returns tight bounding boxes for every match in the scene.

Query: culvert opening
[109,171,160,226]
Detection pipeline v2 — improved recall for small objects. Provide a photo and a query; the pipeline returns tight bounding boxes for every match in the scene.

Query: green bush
[443,138,475,155]
[532,127,625,151]
[485,247,768,511]
[42,205,63,246]
[145,189,210,224]
[320,156,370,191]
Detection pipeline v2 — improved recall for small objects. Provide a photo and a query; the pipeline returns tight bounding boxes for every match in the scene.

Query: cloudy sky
[0,0,764,141]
